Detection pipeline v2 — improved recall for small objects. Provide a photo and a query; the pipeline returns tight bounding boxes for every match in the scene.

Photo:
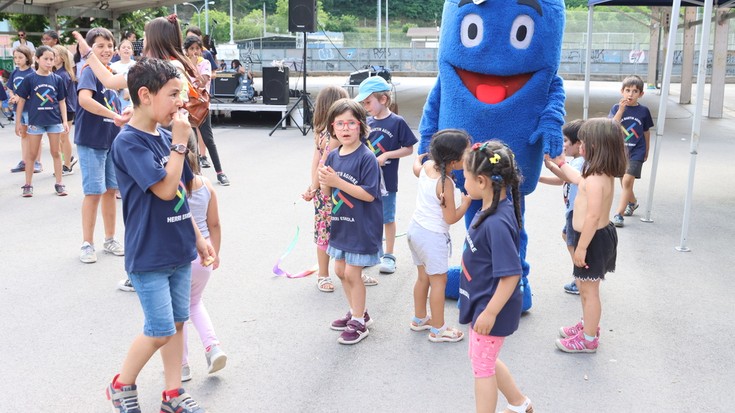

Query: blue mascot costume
[420,0,566,312]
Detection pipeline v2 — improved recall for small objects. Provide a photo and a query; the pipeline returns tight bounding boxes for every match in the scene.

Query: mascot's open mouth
[455,68,533,105]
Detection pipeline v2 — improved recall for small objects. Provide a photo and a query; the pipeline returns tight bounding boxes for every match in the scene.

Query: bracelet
[557,160,566,168]
[82,49,92,60]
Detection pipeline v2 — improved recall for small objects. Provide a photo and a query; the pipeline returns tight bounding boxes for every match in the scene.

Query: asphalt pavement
[0,77,733,412]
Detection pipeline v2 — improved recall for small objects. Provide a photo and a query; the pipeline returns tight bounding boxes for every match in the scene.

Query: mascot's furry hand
[529,74,565,158]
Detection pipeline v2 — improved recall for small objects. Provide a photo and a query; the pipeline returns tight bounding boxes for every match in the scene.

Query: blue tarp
[589,0,731,6]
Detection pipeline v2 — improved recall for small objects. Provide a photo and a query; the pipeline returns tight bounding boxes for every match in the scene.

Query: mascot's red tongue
[476,85,507,104]
[455,68,533,105]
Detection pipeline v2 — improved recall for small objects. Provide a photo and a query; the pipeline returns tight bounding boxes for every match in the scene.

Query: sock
[584,333,596,342]
[164,388,181,400]
[113,377,130,390]
[351,316,365,325]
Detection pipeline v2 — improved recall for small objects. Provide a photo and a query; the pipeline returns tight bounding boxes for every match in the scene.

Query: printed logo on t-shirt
[461,258,472,282]
[366,134,387,155]
[13,77,24,90]
[620,123,639,142]
[104,93,122,114]
[174,181,187,213]
[331,189,354,213]
[36,88,55,106]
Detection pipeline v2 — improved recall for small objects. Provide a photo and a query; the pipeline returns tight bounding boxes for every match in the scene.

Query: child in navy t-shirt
[318,98,382,346]
[14,46,68,197]
[459,141,533,413]
[106,57,213,412]
[7,46,37,174]
[355,76,417,275]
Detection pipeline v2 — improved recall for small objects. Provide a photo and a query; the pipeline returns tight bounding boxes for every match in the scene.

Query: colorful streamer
[272,225,318,278]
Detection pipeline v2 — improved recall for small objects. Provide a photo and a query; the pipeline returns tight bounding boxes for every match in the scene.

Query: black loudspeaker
[288,0,317,33]
[349,69,371,86]
[263,67,290,105]
[212,73,240,97]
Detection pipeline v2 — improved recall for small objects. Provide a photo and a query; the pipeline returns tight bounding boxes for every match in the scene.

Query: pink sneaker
[556,330,599,353]
[559,321,600,339]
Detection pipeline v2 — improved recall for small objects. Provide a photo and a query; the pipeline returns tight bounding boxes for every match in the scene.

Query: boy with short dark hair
[75,27,126,263]
[106,57,214,413]
[540,119,585,294]
[356,76,417,276]
[608,75,654,227]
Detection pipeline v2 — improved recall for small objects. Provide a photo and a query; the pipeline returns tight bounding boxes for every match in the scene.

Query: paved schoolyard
[0,78,733,412]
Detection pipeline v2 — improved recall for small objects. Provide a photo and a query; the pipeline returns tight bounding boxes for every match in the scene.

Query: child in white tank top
[407,129,472,343]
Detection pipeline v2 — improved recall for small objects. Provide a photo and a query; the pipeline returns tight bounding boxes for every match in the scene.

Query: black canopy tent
[584,0,733,251]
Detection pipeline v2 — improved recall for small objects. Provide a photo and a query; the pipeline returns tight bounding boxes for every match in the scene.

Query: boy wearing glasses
[355,76,417,276]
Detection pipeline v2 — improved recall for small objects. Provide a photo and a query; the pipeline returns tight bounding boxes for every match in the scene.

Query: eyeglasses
[331,120,360,130]
[19,34,25,37]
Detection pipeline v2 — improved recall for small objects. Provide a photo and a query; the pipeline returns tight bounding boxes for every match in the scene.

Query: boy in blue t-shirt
[75,28,127,264]
[355,76,417,275]
[608,75,654,228]
[540,120,585,294]
[107,57,213,413]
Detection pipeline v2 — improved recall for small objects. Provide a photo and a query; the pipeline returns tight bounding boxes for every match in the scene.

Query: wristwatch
[170,144,188,155]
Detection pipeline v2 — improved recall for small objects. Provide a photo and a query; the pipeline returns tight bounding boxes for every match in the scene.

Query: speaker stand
[269,32,312,137]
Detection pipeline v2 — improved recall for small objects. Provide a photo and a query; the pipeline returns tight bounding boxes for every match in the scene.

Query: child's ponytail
[464,140,523,229]
[429,129,472,208]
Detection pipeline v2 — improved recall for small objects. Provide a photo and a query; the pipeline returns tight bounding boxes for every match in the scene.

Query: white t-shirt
[12,40,35,53]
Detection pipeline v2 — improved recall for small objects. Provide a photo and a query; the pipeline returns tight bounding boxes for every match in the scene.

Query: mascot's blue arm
[418,76,441,155]
[529,74,566,158]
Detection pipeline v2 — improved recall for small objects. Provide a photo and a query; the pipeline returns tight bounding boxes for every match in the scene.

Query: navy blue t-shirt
[366,112,417,193]
[459,199,523,337]
[608,103,654,162]
[202,50,217,73]
[74,66,122,149]
[325,144,383,255]
[9,67,33,94]
[55,66,77,113]
[112,125,197,273]
[14,72,67,126]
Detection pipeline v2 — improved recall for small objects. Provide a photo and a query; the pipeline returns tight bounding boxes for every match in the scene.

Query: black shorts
[67,111,75,125]
[573,222,617,281]
[627,160,643,179]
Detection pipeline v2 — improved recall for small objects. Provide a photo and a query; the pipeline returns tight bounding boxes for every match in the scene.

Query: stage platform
[210,100,289,128]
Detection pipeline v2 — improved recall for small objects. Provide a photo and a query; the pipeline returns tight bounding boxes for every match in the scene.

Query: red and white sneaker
[556,330,599,353]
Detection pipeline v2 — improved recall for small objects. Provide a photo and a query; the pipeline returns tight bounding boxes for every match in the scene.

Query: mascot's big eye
[510,15,534,49]
[461,14,483,48]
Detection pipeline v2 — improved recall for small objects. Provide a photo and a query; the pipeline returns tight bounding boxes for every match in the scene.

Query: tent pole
[583,5,593,120]
[677,0,714,252]
[641,0,682,223]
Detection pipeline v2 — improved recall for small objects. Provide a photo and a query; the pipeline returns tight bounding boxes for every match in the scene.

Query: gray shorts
[407,220,451,276]
[627,160,643,179]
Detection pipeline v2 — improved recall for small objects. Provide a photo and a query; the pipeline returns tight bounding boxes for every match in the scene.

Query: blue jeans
[129,263,192,337]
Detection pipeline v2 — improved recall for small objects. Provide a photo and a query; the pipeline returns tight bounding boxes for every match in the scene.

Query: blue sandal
[409,316,432,331]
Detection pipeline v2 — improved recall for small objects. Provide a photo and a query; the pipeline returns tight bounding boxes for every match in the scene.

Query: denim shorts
[128,263,192,337]
[327,245,382,267]
[78,145,118,195]
[382,191,397,224]
[20,111,28,126]
[26,124,64,135]
[563,210,576,247]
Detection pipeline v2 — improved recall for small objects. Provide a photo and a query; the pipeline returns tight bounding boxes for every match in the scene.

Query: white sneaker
[206,345,227,374]
[103,238,125,256]
[117,279,135,292]
[181,364,192,382]
[80,242,97,263]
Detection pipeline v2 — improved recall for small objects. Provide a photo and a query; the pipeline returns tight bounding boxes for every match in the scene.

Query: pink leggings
[183,246,220,365]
